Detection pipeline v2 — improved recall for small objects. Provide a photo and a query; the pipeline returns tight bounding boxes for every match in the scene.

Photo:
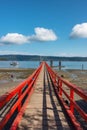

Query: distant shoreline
[0,54,87,61]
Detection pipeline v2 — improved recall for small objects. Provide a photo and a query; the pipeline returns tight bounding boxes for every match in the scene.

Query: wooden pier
[0,62,87,130]
[18,65,71,130]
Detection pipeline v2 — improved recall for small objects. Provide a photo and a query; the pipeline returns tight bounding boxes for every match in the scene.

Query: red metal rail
[0,62,43,130]
[45,62,87,130]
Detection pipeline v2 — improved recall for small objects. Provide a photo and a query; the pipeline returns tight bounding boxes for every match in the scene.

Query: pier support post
[82,64,84,70]
[59,60,61,70]
[50,60,53,67]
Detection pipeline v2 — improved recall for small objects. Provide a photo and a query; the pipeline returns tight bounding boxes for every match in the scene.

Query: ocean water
[53,61,87,70]
[0,61,40,69]
[0,61,87,70]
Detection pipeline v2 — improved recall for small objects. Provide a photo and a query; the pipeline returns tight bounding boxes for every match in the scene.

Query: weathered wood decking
[18,65,71,130]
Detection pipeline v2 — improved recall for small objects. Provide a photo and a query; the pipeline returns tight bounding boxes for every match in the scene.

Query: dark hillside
[0,55,87,61]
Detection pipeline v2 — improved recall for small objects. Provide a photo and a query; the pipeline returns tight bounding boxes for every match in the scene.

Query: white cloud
[70,23,87,38]
[0,27,58,45]
[0,33,29,44]
[28,27,58,42]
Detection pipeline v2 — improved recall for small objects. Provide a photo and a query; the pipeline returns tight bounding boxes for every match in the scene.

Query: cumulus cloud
[70,23,87,38]
[0,27,58,45]
[0,33,29,44]
[28,27,58,42]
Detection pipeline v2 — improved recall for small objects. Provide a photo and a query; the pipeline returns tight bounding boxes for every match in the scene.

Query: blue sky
[0,0,87,56]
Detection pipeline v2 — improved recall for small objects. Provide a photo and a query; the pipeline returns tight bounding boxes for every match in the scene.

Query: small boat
[10,61,19,66]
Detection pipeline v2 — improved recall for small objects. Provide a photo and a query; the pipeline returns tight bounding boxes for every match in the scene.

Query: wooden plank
[18,65,71,130]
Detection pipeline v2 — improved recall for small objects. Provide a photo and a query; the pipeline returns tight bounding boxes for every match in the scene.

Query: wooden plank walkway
[18,65,72,130]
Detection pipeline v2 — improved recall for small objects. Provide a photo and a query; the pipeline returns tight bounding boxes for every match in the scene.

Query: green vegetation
[0,58,7,61]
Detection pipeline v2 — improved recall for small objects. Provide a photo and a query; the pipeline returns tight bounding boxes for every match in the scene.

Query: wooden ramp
[18,65,71,130]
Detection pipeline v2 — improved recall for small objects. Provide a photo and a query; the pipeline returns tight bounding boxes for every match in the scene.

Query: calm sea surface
[0,61,87,70]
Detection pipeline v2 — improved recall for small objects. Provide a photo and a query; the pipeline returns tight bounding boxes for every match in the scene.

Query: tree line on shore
[0,55,87,61]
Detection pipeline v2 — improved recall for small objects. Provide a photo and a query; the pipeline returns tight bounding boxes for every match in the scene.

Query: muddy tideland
[0,68,87,96]
[0,68,35,96]
[55,69,87,91]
